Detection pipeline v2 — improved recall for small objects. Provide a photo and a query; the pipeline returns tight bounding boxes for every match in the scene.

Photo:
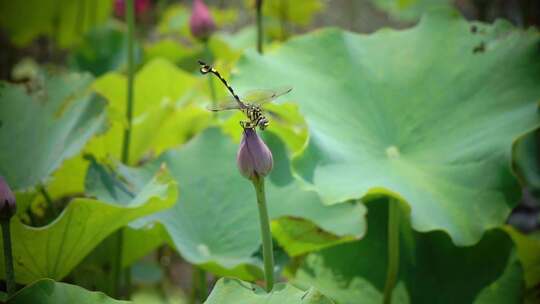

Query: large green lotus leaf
[7,279,128,304]
[0,166,177,284]
[91,58,211,164]
[0,73,107,190]
[233,13,540,246]
[88,128,365,276]
[0,0,113,48]
[294,201,524,304]
[205,278,333,304]
[371,0,452,21]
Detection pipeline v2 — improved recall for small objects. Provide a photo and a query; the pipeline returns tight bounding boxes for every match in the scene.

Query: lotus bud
[237,128,273,180]
[189,0,216,41]
[0,176,16,221]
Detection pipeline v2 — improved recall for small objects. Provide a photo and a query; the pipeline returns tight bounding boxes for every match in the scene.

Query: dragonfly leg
[240,120,256,129]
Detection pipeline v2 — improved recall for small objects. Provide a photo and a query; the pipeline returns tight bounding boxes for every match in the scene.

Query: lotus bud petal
[0,176,16,221]
[190,0,216,41]
[237,128,273,180]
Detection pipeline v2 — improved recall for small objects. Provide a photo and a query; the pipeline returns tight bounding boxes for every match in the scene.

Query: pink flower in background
[115,0,151,18]
[190,0,216,41]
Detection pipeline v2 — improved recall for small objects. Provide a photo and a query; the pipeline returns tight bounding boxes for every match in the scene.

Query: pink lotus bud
[189,0,216,41]
[0,176,16,220]
[237,128,273,180]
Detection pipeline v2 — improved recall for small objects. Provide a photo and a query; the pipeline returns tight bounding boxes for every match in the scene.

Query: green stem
[39,184,58,217]
[251,176,274,292]
[256,0,263,54]
[124,266,131,299]
[197,267,207,302]
[1,220,15,296]
[113,0,135,298]
[112,229,124,298]
[121,0,136,164]
[279,0,289,41]
[190,266,207,304]
[383,199,400,304]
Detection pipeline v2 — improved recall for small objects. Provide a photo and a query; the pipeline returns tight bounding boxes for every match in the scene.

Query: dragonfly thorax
[242,104,269,130]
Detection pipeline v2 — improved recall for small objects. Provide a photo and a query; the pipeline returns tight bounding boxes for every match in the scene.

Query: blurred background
[1,0,539,303]
[1,0,540,81]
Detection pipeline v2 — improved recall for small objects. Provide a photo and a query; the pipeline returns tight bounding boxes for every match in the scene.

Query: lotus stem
[1,219,15,296]
[256,0,263,54]
[251,175,274,291]
[383,198,400,304]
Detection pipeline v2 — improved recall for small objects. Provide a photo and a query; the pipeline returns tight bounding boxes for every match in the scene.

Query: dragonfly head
[198,60,211,74]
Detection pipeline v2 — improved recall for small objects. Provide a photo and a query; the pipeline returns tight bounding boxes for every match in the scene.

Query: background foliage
[0,0,539,303]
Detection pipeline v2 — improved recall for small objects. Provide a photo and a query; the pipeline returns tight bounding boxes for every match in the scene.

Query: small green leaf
[205,278,334,304]
[7,279,128,304]
[0,72,107,190]
[0,167,177,284]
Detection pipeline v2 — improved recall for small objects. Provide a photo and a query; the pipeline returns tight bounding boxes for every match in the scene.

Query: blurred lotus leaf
[7,279,128,304]
[0,72,107,190]
[0,165,177,284]
[91,58,212,164]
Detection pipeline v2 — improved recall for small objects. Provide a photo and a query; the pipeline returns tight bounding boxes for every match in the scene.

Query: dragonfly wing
[242,87,293,105]
[206,101,242,111]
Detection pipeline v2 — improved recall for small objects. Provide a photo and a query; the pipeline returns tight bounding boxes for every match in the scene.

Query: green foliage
[205,278,333,304]
[234,13,540,246]
[86,128,365,279]
[371,0,453,21]
[293,201,524,304]
[262,0,324,26]
[7,279,128,304]
[69,21,143,76]
[92,58,211,164]
[0,166,177,283]
[504,227,540,288]
[514,130,540,196]
[0,73,107,190]
[0,0,113,48]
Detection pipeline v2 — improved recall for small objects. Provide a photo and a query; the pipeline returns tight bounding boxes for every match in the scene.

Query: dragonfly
[198,60,292,130]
